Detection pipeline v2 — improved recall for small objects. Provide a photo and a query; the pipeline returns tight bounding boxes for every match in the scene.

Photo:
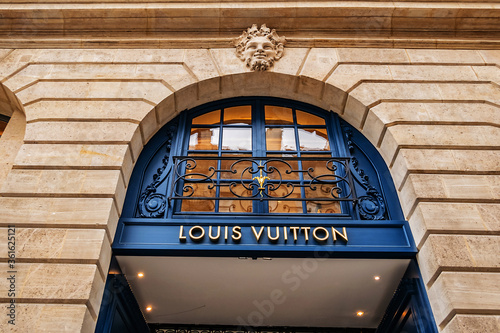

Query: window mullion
[254,100,267,213]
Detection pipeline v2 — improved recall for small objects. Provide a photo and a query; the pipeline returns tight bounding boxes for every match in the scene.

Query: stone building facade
[0,1,499,332]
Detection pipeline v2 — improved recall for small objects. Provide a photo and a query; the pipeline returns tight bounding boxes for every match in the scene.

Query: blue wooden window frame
[174,99,349,215]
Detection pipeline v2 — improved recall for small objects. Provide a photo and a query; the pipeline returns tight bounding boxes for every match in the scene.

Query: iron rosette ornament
[233,24,286,71]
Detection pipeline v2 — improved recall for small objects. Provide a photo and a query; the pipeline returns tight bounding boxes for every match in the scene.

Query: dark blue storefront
[96,97,438,333]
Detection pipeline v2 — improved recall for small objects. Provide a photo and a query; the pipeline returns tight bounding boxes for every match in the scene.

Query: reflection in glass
[219,185,253,213]
[192,110,220,125]
[222,128,252,151]
[298,128,330,151]
[180,183,215,212]
[184,155,218,179]
[265,155,299,181]
[302,155,333,180]
[296,110,325,125]
[220,155,253,179]
[269,190,302,214]
[305,186,341,214]
[224,106,252,125]
[189,128,219,150]
[265,106,293,125]
[266,128,296,151]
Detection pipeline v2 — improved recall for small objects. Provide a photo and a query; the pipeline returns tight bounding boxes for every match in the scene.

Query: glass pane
[192,110,220,125]
[298,128,330,151]
[224,106,252,125]
[221,128,252,151]
[305,186,341,214]
[219,185,253,213]
[266,128,296,151]
[266,155,299,181]
[184,155,218,180]
[189,128,219,150]
[180,183,216,212]
[301,155,334,180]
[268,190,303,214]
[265,106,293,125]
[220,154,253,180]
[296,110,325,125]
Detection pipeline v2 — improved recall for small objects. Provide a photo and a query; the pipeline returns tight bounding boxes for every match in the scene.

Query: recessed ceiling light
[138,272,144,278]
[146,306,152,311]
[374,276,381,280]
[356,311,364,317]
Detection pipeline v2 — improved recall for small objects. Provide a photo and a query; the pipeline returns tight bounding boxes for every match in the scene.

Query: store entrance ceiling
[116,256,410,328]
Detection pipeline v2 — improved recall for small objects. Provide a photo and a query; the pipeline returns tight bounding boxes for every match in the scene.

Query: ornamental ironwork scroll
[168,156,355,209]
[343,126,386,220]
[137,120,178,218]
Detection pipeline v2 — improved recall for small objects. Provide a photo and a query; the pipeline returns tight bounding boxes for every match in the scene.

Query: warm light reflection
[374,276,381,281]
[137,272,144,278]
[146,306,152,311]
[357,311,364,317]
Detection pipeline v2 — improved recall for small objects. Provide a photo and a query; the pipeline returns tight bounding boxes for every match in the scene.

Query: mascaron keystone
[233,24,286,71]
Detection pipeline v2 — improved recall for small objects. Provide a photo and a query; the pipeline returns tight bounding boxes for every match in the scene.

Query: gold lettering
[189,226,205,241]
[267,226,280,242]
[209,226,220,241]
[301,227,311,241]
[331,227,348,242]
[179,225,187,241]
[225,226,228,241]
[251,226,265,241]
[313,227,329,242]
[283,226,288,242]
[290,227,299,242]
[232,226,242,241]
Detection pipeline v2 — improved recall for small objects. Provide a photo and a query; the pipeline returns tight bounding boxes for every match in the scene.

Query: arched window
[122,97,402,222]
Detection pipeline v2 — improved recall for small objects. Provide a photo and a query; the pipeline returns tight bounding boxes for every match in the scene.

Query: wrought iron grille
[168,156,356,214]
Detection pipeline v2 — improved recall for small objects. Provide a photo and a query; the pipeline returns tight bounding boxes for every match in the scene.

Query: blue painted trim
[342,121,404,220]
[113,219,416,259]
[376,260,439,333]
[95,274,149,333]
[121,120,177,218]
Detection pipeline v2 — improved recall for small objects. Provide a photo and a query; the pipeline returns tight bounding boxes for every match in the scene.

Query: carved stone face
[243,36,277,71]
[234,24,286,71]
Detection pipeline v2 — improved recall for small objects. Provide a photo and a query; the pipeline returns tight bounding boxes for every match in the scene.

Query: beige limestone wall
[0,47,499,332]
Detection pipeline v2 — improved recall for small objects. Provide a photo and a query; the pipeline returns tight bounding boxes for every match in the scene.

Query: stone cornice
[0,37,499,50]
[0,2,499,49]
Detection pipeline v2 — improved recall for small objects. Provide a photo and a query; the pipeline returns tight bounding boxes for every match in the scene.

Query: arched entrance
[96,97,437,333]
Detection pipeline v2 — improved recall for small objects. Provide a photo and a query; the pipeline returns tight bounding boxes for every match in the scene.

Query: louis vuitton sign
[179,225,348,244]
